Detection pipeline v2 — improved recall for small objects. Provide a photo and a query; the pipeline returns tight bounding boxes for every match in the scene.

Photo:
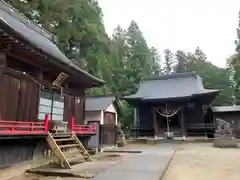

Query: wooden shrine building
[123,72,220,139]
[0,1,105,168]
[85,96,122,149]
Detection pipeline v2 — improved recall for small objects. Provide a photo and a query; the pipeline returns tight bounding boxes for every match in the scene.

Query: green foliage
[6,1,160,127]
[185,50,232,105]
[228,10,240,104]
[118,101,134,130]
[7,0,237,128]
[6,0,110,87]
[164,49,174,74]
[175,50,187,73]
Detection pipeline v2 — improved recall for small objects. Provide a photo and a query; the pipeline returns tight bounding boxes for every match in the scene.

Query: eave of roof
[85,96,123,114]
[85,96,116,111]
[122,72,220,103]
[0,1,105,87]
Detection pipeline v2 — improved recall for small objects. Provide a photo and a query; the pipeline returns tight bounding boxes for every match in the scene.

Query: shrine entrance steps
[46,132,92,169]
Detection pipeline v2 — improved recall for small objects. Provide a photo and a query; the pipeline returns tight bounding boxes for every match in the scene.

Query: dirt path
[163,142,240,180]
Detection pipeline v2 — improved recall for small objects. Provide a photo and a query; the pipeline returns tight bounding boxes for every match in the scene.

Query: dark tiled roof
[213,106,240,113]
[85,96,116,111]
[0,1,105,86]
[123,72,220,101]
[143,72,197,81]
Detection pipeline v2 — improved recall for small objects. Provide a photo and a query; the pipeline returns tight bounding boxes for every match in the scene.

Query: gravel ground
[163,142,240,180]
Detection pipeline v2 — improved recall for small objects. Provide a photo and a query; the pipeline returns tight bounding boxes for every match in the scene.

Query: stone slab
[103,150,142,153]
[27,164,94,178]
[95,142,179,180]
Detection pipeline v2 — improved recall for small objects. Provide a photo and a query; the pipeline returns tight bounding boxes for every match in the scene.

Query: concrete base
[130,137,164,145]
[100,145,117,152]
[103,150,142,153]
[129,136,218,144]
[27,164,94,178]
[213,134,239,148]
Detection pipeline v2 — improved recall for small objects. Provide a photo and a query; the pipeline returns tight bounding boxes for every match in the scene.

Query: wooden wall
[0,71,39,121]
[103,112,116,125]
[0,51,87,125]
[0,138,48,167]
[184,103,204,126]
[0,32,91,167]
[100,112,117,146]
[64,94,85,126]
[0,136,90,167]
[135,102,206,137]
[136,105,154,136]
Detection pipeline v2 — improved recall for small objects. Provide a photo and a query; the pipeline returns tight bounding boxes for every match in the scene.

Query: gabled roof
[123,72,220,102]
[213,106,240,113]
[0,1,105,86]
[85,96,122,113]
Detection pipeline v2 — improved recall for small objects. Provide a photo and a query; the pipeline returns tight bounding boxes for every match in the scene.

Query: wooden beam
[63,85,85,96]
[37,68,43,80]
[7,52,46,68]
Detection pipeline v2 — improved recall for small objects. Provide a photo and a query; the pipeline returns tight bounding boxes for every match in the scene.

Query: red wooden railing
[0,113,49,135]
[70,116,96,135]
[0,113,96,135]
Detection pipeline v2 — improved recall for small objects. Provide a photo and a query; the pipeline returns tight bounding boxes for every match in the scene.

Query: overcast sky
[98,0,240,68]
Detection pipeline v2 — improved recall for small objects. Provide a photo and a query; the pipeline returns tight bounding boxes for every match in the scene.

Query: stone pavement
[94,142,179,180]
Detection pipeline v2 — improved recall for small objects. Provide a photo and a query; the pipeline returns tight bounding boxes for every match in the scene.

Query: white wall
[105,103,117,113]
[85,110,101,124]
[85,103,118,125]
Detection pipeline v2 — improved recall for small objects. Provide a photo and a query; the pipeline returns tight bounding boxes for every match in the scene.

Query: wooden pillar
[36,68,43,118]
[133,108,140,137]
[0,51,7,120]
[0,51,7,78]
[180,106,186,138]
[133,108,137,126]
[0,51,7,66]
[152,107,157,138]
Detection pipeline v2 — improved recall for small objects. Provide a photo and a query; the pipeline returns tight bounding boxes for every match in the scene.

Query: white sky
[98,0,240,68]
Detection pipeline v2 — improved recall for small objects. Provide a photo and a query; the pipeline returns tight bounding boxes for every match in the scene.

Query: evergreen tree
[6,0,110,81]
[110,25,133,95]
[164,49,174,74]
[194,46,207,61]
[148,47,162,76]
[125,21,156,92]
[175,50,187,73]
[7,0,235,126]
[229,10,240,104]
[186,50,232,105]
